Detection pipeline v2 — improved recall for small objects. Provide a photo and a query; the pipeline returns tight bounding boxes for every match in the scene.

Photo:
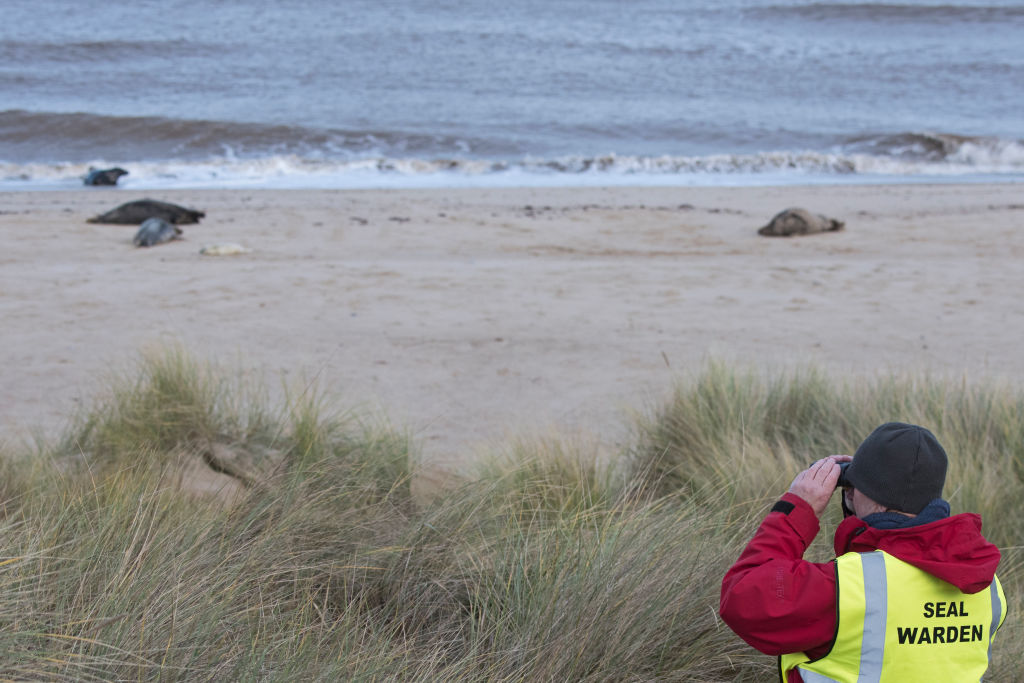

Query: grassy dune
[0,351,1018,680]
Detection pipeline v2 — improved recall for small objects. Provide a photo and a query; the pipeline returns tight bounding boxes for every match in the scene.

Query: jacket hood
[834,512,1001,594]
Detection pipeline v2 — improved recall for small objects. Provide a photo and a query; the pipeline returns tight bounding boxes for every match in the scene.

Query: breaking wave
[0,110,490,163]
[2,110,1022,189]
[4,145,1023,191]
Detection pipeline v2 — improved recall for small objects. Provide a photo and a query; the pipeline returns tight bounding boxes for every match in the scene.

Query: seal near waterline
[133,217,183,247]
[87,198,205,225]
[757,207,844,237]
[83,166,129,186]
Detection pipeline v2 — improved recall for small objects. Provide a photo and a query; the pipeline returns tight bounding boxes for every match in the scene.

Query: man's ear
[841,489,855,518]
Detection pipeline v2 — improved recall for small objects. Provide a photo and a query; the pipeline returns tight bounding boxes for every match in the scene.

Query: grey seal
[758,208,844,237]
[87,199,205,225]
[133,217,183,247]
[83,167,129,186]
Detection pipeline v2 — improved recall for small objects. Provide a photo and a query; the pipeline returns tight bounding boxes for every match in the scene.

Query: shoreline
[2,183,1023,473]
[3,173,1022,195]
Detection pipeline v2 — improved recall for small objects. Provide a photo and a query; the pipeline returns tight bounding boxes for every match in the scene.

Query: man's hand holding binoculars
[788,455,854,517]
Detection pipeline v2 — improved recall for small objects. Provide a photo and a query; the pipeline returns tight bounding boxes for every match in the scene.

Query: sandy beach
[2,183,1022,475]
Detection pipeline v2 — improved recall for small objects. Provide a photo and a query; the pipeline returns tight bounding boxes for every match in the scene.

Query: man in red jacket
[720,422,1005,682]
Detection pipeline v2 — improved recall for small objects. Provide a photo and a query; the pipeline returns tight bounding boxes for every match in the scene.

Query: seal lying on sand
[200,243,251,256]
[757,208,844,237]
[87,198,205,225]
[133,217,183,247]
[83,167,129,186]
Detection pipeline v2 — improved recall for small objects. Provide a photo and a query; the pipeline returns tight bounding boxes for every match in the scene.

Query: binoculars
[836,461,853,489]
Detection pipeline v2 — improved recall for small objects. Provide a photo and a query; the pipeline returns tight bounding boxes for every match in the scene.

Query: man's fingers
[810,458,835,480]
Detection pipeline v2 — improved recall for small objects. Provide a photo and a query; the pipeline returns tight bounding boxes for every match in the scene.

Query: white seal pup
[200,243,252,256]
[757,208,844,237]
[133,217,183,247]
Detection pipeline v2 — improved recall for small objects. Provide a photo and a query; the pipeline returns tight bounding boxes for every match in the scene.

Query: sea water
[1,0,1022,190]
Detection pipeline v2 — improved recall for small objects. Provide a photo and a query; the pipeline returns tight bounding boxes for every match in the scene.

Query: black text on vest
[897,624,984,645]
[922,601,969,618]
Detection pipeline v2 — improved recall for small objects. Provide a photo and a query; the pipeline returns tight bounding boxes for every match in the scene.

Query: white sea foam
[2,144,1023,192]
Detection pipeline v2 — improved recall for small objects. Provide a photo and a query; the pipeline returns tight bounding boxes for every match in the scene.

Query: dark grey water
[2,0,1022,188]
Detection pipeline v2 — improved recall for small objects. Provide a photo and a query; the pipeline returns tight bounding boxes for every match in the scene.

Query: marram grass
[0,350,1019,680]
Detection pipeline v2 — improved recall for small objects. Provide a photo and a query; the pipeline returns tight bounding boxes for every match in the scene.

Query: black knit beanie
[845,422,948,514]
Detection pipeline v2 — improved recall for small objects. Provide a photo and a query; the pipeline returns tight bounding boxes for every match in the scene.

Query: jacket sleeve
[719,492,839,656]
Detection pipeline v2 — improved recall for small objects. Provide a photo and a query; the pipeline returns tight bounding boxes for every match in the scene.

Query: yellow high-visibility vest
[780,550,1006,683]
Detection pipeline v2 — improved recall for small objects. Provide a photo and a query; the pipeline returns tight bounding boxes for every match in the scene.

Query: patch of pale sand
[1,184,1023,486]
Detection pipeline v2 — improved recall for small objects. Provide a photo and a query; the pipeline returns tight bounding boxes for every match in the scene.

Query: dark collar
[861,498,950,529]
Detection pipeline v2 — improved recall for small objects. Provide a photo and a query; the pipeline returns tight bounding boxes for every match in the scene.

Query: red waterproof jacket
[719,492,1002,683]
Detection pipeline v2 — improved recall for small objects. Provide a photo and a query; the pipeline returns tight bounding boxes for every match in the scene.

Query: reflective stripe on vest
[779,551,1005,683]
[988,576,1003,667]
[860,551,886,679]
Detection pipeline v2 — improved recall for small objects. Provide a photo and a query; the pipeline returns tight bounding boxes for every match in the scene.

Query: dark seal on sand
[133,217,183,247]
[757,208,844,237]
[83,167,129,186]
[87,199,205,225]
